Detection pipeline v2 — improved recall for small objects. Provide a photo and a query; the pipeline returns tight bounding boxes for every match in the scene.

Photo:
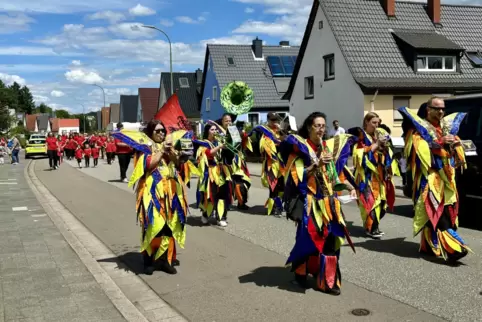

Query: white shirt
[330,127,345,137]
[399,157,407,173]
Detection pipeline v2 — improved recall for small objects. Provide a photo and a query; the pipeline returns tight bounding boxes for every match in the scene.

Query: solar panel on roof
[281,56,295,76]
[267,56,285,76]
[466,52,482,66]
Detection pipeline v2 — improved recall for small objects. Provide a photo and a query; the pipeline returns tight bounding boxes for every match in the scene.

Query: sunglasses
[154,128,166,134]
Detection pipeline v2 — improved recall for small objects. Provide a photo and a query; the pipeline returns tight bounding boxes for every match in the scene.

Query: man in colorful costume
[112,124,198,275]
[398,97,471,262]
[249,112,286,216]
[280,112,356,295]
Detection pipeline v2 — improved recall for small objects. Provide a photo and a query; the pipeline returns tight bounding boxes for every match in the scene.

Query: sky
[0,0,478,114]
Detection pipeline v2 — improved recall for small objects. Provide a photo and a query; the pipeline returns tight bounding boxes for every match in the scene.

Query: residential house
[96,111,102,130]
[50,118,80,135]
[109,103,120,125]
[36,115,51,133]
[26,114,38,132]
[138,88,160,123]
[119,95,139,123]
[101,107,110,129]
[159,70,202,121]
[283,0,482,137]
[200,39,299,126]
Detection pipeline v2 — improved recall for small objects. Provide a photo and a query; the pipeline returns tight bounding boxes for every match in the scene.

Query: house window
[179,77,189,87]
[304,76,314,99]
[323,54,335,80]
[393,96,410,122]
[466,52,482,67]
[417,55,456,72]
[319,21,323,29]
[248,113,259,126]
[206,98,210,111]
[213,86,217,101]
[226,56,235,66]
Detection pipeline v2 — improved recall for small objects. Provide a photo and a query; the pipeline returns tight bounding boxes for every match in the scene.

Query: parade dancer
[194,123,231,227]
[399,98,471,262]
[349,113,399,239]
[249,112,286,216]
[112,119,196,275]
[218,113,252,210]
[280,112,356,295]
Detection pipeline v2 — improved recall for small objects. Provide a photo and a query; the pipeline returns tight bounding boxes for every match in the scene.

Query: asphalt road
[33,157,482,321]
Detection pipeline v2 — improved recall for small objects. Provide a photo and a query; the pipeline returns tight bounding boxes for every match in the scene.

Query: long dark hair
[298,112,326,139]
[144,119,165,139]
[203,124,215,140]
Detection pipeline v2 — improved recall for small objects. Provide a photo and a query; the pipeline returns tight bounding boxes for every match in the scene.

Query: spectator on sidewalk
[329,120,345,138]
[114,123,133,182]
[9,135,21,165]
[0,144,6,165]
[46,132,58,170]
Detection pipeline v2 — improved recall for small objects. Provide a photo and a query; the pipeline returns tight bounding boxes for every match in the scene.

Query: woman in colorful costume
[194,123,232,227]
[217,113,253,210]
[112,120,197,275]
[249,112,286,216]
[280,112,357,295]
[399,97,470,262]
[349,112,399,239]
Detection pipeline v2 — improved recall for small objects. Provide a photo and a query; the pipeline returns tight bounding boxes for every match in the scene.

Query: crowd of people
[0,136,21,165]
[112,96,470,298]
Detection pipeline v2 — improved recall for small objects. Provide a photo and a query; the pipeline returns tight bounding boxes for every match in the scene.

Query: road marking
[0,179,16,181]
[0,182,17,185]
[12,206,28,211]
[31,214,46,218]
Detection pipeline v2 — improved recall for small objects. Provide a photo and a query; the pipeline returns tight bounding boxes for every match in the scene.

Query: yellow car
[25,136,47,159]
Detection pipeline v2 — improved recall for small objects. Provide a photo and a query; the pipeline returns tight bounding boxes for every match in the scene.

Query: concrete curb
[25,160,187,322]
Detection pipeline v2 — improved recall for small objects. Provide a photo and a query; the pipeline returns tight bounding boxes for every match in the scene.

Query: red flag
[154,93,192,133]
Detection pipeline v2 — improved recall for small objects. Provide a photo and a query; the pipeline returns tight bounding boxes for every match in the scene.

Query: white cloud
[160,19,174,27]
[245,7,255,13]
[0,73,26,85]
[175,13,208,24]
[108,23,156,39]
[0,13,35,34]
[51,90,65,97]
[65,68,104,84]
[87,11,125,24]
[0,46,58,56]
[71,60,81,66]
[129,4,156,16]
[33,95,50,104]
[199,35,254,46]
[0,64,63,73]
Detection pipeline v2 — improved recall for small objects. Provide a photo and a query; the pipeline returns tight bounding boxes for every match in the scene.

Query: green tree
[55,109,71,118]
[18,86,35,114]
[7,82,21,111]
[0,80,14,131]
[36,103,53,114]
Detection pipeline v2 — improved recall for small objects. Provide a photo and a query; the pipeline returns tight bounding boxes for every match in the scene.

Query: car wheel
[25,154,30,159]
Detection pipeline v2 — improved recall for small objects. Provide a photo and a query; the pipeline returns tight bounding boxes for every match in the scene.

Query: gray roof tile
[206,44,300,109]
[161,72,201,118]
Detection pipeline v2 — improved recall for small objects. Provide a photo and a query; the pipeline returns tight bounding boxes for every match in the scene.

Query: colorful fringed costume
[194,139,232,221]
[111,130,197,269]
[398,107,471,261]
[349,127,399,236]
[249,125,285,215]
[280,134,356,294]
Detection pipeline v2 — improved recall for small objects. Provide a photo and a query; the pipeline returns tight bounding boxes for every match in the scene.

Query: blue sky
[0,0,478,113]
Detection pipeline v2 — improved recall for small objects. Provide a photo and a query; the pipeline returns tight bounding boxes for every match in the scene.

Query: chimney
[195,68,202,84]
[428,0,441,24]
[380,0,395,17]
[252,37,262,58]
[279,40,290,47]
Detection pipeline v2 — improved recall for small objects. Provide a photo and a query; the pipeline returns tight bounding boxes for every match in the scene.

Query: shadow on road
[238,266,307,294]
[108,179,123,183]
[352,237,421,259]
[390,204,414,218]
[345,221,368,238]
[236,205,267,216]
[98,252,145,275]
[186,216,208,227]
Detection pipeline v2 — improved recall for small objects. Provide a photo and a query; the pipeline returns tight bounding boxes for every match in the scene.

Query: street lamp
[141,25,173,107]
[92,84,106,109]
[80,103,86,133]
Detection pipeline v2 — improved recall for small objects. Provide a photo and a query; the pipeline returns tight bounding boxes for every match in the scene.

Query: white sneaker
[201,216,209,225]
[122,178,128,183]
[218,220,227,227]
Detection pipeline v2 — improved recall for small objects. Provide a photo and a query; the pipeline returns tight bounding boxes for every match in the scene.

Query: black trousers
[93,158,98,167]
[107,152,114,164]
[117,153,131,180]
[84,156,90,167]
[47,150,58,168]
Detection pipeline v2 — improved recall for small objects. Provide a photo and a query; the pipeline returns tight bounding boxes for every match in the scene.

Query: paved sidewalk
[0,161,125,321]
